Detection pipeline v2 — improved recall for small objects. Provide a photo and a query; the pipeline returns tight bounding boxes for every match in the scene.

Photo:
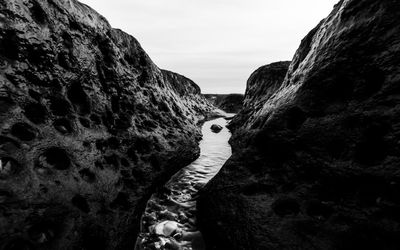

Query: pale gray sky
[79,0,338,94]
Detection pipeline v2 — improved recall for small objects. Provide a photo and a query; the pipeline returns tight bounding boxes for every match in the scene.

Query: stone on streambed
[152,221,182,237]
[210,124,223,133]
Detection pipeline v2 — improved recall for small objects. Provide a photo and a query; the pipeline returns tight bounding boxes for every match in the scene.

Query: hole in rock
[71,194,90,213]
[41,147,71,170]
[0,157,21,179]
[68,18,82,31]
[67,82,91,115]
[26,44,51,67]
[30,1,47,24]
[79,168,96,183]
[79,117,91,128]
[272,197,300,216]
[53,118,74,134]
[61,32,73,50]
[0,30,19,60]
[50,97,72,116]
[11,122,36,141]
[0,96,15,114]
[28,89,41,101]
[24,102,48,124]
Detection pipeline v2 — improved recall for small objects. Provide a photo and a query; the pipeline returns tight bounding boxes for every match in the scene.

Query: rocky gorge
[198,0,400,249]
[0,0,216,249]
[1,0,400,249]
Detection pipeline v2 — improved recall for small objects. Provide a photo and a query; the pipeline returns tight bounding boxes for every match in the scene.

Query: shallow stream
[135,116,233,250]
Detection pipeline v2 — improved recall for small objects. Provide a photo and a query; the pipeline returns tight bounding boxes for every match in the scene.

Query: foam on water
[135,116,233,250]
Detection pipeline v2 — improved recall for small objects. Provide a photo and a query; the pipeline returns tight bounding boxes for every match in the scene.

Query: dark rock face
[198,1,400,249]
[204,94,244,113]
[0,0,213,249]
[228,61,291,130]
[210,124,223,133]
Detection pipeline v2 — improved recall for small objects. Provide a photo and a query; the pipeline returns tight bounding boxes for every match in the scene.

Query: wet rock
[199,1,400,249]
[0,0,215,248]
[210,124,223,133]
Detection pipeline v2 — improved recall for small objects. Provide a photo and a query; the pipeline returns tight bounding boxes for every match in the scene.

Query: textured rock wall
[228,62,290,129]
[198,0,400,249]
[0,0,214,249]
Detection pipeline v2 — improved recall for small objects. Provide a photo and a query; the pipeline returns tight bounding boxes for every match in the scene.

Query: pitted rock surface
[198,1,400,249]
[0,0,214,249]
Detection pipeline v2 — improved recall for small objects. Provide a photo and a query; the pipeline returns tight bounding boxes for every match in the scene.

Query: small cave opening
[30,0,48,25]
[40,147,71,170]
[24,102,48,124]
[0,30,19,60]
[49,97,72,116]
[79,117,91,128]
[67,82,91,115]
[11,122,36,141]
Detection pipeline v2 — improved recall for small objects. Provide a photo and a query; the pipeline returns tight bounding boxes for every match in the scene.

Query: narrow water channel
[135,116,234,250]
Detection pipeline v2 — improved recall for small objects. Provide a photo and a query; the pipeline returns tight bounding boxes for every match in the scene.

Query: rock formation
[204,94,244,113]
[210,124,223,133]
[0,0,214,249]
[198,0,400,249]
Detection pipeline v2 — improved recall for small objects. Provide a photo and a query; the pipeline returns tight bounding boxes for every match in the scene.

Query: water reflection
[136,116,233,250]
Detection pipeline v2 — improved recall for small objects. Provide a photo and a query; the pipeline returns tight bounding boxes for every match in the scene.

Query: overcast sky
[79,0,338,94]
